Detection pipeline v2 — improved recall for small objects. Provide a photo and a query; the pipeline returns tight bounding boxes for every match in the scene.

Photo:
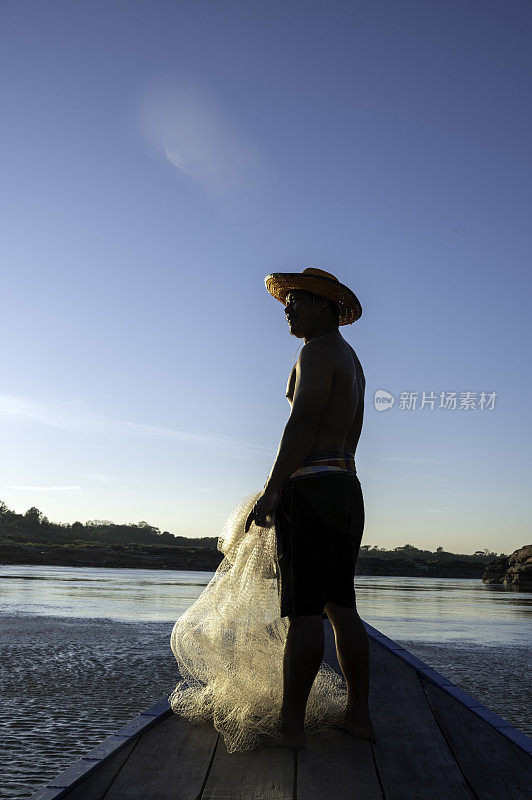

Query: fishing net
[168,489,348,752]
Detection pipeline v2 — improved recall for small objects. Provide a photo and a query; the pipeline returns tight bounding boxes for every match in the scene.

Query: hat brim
[264,273,362,325]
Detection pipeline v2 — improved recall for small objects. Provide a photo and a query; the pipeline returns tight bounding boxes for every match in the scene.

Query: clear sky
[1,1,530,553]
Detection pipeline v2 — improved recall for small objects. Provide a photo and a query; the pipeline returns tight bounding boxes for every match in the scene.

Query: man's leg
[324,601,375,739]
[274,476,338,746]
[280,613,324,745]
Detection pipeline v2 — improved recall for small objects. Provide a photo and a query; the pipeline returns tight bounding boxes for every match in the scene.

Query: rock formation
[482,544,532,587]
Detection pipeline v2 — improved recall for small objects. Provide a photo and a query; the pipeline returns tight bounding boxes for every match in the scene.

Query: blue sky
[1,1,530,553]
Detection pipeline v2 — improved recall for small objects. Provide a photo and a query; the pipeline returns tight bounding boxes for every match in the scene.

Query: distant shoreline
[0,541,484,578]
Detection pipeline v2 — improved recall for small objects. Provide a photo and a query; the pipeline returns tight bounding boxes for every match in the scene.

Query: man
[247,266,375,748]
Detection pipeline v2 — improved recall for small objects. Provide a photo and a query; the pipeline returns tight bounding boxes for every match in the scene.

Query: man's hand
[245,486,280,533]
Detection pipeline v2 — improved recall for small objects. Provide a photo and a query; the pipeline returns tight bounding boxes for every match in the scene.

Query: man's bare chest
[285,342,359,404]
[285,365,297,402]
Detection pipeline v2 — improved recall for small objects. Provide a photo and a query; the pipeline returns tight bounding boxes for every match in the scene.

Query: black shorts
[274,472,365,618]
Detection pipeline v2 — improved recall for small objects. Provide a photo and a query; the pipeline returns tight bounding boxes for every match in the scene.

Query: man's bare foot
[340,719,375,741]
[338,709,376,742]
[276,729,307,748]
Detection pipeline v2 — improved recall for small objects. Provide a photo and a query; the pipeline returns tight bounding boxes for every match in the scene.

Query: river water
[0,564,530,799]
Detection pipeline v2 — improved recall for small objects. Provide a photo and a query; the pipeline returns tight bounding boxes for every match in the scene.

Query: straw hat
[264,267,362,325]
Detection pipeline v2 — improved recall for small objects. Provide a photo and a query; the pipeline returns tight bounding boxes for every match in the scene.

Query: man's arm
[264,342,334,494]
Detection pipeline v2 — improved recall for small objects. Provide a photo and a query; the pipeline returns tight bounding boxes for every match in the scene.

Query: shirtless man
[249,268,375,748]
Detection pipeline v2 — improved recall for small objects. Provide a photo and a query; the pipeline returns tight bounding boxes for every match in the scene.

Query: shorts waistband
[289,451,357,480]
[303,449,356,461]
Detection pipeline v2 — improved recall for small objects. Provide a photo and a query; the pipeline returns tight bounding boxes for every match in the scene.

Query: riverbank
[0,540,223,571]
[0,540,485,577]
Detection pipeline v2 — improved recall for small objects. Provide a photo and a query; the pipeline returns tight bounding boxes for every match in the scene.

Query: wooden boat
[29,620,531,800]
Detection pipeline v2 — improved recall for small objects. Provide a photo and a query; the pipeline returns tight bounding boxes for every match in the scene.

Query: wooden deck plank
[103,713,218,800]
[297,728,383,800]
[368,640,475,800]
[421,677,532,800]
[63,739,138,800]
[201,735,294,800]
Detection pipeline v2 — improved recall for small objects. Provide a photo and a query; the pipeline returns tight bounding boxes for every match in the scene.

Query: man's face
[284,290,315,337]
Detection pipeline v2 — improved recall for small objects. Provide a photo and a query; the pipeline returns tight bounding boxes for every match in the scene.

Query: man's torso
[285,335,365,455]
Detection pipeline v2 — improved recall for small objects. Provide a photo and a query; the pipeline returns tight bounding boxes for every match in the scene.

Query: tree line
[0,501,506,562]
[0,501,217,549]
[359,543,504,563]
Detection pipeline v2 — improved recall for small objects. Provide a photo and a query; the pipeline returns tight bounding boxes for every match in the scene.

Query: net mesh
[169,489,348,752]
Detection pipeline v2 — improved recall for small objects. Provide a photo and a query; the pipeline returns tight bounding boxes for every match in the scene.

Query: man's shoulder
[299,335,352,360]
[299,338,365,383]
[298,338,334,362]
[296,339,339,378]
